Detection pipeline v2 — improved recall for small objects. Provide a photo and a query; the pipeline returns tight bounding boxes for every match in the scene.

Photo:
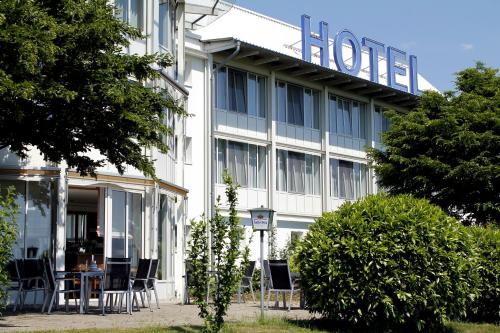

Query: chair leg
[139,291,145,308]
[153,285,160,309]
[144,284,152,312]
[118,294,123,314]
[266,288,271,310]
[288,289,293,312]
[47,290,57,314]
[250,283,256,303]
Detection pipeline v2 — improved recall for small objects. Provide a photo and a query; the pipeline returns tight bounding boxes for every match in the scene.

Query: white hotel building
[1,1,436,303]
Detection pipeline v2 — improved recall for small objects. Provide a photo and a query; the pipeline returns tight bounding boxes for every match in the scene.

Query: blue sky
[233,0,500,92]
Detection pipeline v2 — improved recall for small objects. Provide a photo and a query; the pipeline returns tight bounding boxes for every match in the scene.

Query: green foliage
[466,226,500,323]
[297,194,478,332]
[268,223,278,260]
[368,63,500,226]
[187,171,249,333]
[0,187,19,309]
[0,0,186,178]
[278,233,301,273]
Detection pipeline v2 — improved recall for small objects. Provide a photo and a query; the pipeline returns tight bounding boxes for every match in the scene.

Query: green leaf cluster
[368,63,500,226]
[187,171,250,333]
[466,226,500,323]
[297,194,478,332]
[0,187,19,310]
[0,0,186,178]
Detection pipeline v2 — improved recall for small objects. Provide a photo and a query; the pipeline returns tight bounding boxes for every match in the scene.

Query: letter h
[301,15,329,67]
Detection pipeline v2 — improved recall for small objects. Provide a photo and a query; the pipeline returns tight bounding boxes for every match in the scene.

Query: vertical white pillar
[55,168,67,271]
[369,98,377,194]
[322,86,331,212]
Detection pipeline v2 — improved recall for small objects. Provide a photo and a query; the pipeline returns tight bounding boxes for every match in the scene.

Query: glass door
[157,194,176,281]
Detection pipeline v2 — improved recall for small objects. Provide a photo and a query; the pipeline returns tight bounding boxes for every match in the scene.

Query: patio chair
[266,259,300,311]
[183,260,193,305]
[147,259,160,309]
[6,260,22,312]
[41,258,80,314]
[237,260,256,303]
[17,259,46,310]
[100,257,132,314]
[131,258,152,311]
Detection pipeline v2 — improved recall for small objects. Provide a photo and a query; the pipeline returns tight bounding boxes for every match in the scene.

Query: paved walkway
[0,302,314,332]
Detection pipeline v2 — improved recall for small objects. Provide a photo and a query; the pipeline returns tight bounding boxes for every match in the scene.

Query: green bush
[0,187,18,309]
[466,226,499,323]
[297,194,477,332]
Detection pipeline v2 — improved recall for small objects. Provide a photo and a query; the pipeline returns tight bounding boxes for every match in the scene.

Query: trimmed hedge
[466,226,500,323]
[297,194,477,332]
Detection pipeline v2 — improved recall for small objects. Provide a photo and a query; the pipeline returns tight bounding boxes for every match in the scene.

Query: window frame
[276,149,321,195]
[329,94,368,140]
[276,80,321,130]
[330,158,369,200]
[115,0,145,31]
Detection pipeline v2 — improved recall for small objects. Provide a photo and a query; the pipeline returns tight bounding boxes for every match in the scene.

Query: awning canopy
[202,38,420,109]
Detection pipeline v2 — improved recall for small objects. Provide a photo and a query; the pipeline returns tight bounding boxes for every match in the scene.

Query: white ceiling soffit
[184,0,234,30]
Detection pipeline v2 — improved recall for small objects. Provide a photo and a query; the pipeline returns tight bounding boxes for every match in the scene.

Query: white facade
[1,2,437,303]
[184,4,437,261]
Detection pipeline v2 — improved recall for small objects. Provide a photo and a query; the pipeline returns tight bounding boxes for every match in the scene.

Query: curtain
[360,103,367,139]
[258,77,266,118]
[249,145,257,188]
[343,100,352,136]
[288,152,305,193]
[352,102,360,138]
[127,192,142,268]
[228,68,247,113]
[304,89,312,128]
[330,159,339,197]
[305,155,313,194]
[337,99,344,134]
[276,150,287,191]
[248,74,257,116]
[360,164,368,197]
[329,96,337,134]
[339,161,354,199]
[287,84,304,126]
[374,107,382,142]
[313,156,321,195]
[216,139,226,183]
[159,1,169,48]
[116,0,128,22]
[130,0,143,29]
[276,82,286,122]
[313,91,320,129]
[228,141,248,187]
[258,146,266,189]
[354,163,361,199]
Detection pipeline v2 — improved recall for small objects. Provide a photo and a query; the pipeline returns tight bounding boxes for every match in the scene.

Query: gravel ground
[0,302,314,332]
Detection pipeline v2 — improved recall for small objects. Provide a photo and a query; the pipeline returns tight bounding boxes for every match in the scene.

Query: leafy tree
[0,0,185,178]
[368,63,500,225]
[187,172,249,333]
[0,188,19,310]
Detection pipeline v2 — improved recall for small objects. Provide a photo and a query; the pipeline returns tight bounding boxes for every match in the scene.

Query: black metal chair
[131,258,152,311]
[41,258,80,314]
[100,257,132,314]
[266,259,300,311]
[17,259,46,310]
[147,259,160,309]
[183,260,193,305]
[6,260,22,312]
[237,260,256,303]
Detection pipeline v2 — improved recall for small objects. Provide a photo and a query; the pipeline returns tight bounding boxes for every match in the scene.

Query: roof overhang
[202,38,420,109]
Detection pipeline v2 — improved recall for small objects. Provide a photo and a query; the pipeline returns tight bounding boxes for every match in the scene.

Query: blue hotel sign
[301,15,421,95]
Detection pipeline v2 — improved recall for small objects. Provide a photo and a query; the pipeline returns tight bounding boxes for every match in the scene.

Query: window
[115,0,144,30]
[0,180,55,259]
[329,95,368,139]
[158,194,175,280]
[374,106,391,143]
[330,159,369,199]
[214,66,266,118]
[215,139,266,189]
[276,149,321,195]
[159,0,174,52]
[276,81,320,129]
[162,109,176,159]
[184,136,192,165]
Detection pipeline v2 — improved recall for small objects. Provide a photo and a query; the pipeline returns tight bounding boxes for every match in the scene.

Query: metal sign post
[249,206,275,319]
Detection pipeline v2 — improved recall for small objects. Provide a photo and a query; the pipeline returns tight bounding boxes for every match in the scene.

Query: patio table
[79,270,104,314]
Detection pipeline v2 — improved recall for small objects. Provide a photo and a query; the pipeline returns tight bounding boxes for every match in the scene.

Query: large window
[329,95,368,139]
[115,0,144,30]
[111,191,143,267]
[215,66,266,118]
[276,81,320,129]
[159,0,175,53]
[0,180,56,259]
[216,139,266,189]
[276,149,321,195]
[158,194,175,281]
[374,106,390,143]
[330,159,368,200]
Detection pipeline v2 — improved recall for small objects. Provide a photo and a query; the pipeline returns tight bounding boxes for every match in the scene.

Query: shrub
[466,226,499,323]
[297,194,477,332]
[0,187,18,310]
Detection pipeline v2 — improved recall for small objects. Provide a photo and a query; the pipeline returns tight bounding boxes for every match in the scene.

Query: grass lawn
[15,318,499,333]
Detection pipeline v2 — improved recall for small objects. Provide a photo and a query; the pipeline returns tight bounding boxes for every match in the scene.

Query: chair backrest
[147,259,159,288]
[104,257,131,291]
[6,260,20,281]
[244,261,256,278]
[135,258,151,280]
[22,259,44,279]
[268,260,292,291]
[43,258,56,291]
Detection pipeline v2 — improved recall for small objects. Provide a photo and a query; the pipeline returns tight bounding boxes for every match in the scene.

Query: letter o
[334,30,362,76]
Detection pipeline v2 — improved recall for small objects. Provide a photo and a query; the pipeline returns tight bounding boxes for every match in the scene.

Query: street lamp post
[249,206,275,319]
